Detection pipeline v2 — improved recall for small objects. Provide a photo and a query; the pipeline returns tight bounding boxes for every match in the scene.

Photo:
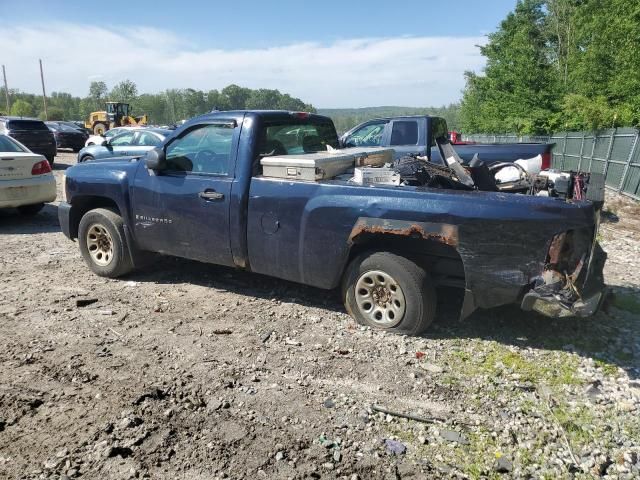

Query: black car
[46,121,89,152]
[57,120,91,135]
[0,116,56,165]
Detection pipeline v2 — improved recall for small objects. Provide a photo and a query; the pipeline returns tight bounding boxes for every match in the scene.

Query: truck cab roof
[187,110,332,124]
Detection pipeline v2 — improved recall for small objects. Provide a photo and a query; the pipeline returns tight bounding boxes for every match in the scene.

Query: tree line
[460,0,640,134]
[0,81,316,125]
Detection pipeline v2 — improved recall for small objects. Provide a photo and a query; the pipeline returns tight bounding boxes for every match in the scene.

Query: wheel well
[347,234,465,289]
[69,196,121,239]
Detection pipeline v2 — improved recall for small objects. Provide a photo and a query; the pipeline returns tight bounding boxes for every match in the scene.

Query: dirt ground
[1,152,639,480]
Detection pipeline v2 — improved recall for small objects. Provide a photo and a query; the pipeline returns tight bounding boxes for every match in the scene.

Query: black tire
[46,155,55,166]
[17,203,44,216]
[78,208,134,278]
[80,155,94,163]
[342,251,436,336]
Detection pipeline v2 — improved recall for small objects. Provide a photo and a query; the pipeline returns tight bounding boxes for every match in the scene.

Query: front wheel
[93,123,107,135]
[78,208,134,278]
[342,251,436,335]
[80,155,94,163]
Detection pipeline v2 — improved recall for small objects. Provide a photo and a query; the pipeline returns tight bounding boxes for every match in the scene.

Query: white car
[84,126,145,147]
[0,134,56,215]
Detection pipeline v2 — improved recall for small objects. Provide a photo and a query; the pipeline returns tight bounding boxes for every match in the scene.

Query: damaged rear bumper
[520,238,607,318]
[521,286,607,317]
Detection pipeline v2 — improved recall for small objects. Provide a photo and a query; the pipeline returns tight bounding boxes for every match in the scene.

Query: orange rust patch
[349,220,458,246]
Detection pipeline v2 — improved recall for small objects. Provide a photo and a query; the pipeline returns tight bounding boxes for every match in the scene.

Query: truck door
[387,118,426,159]
[131,120,239,266]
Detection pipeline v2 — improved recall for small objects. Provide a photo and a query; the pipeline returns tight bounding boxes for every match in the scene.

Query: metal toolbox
[261,152,356,181]
[260,147,395,181]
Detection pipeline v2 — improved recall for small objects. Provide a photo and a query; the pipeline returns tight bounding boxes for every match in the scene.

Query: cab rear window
[259,121,338,157]
[7,120,49,131]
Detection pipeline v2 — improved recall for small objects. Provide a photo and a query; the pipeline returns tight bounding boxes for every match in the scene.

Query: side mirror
[338,136,345,149]
[145,147,166,171]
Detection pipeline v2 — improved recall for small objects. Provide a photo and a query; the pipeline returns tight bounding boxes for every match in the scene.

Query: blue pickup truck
[340,115,554,168]
[58,110,606,335]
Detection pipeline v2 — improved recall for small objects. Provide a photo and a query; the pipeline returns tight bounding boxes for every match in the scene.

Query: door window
[109,132,136,146]
[165,123,234,175]
[344,121,387,147]
[136,131,162,147]
[390,121,418,146]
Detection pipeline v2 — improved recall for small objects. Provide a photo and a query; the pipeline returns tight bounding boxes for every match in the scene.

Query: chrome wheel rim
[355,270,405,327]
[86,223,114,266]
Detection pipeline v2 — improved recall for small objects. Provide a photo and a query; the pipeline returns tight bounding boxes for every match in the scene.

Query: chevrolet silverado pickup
[58,111,606,335]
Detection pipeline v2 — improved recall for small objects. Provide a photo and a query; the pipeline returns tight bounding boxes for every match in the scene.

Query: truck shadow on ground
[0,203,61,235]
[133,255,639,380]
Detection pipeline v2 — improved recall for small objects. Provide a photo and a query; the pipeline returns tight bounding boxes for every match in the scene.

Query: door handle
[199,190,225,201]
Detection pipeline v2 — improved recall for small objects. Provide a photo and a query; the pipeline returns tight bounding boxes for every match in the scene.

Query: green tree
[206,89,225,111]
[221,84,251,110]
[460,0,559,134]
[567,0,640,125]
[45,106,65,121]
[110,79,138,104]
[89,81,108,104]
[246,89,281,109]
[183,88,207,117]
[10,99,34,117]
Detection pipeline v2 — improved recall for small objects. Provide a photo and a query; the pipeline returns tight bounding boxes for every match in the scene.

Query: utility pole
[2,65,9,113]
[39,59,48,120]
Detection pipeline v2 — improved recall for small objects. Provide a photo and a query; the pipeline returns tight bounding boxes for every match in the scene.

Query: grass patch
[551,403,596,447]
[445,343,582,387]
[594,358,619,376]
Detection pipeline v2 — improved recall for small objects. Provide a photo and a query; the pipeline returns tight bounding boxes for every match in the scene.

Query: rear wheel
[93,123,107,135]
[342,251,436,335]
[80,154,94,163]
[17,203,44,216]
[46,155,54,166]
[78,208,134,278]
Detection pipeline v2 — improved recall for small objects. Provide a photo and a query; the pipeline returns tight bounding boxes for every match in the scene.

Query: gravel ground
[0,152,639,479]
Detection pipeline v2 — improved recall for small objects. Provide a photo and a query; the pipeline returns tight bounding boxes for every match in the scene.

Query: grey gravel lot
[0,151,639,479]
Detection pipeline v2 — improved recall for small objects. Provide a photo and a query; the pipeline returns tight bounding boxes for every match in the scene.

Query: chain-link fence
[463,129,640,201]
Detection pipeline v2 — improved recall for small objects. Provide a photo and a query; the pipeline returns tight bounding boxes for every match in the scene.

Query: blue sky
[0,0,518,107]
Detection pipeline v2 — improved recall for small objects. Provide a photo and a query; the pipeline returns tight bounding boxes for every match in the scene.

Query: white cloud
[1,23,486,107]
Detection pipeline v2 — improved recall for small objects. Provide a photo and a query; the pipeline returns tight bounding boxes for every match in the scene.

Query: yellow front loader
[85,102,148,135]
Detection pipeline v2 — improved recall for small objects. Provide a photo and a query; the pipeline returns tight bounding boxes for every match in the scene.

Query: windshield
[105,128,125,138]
[0,135,27,152]
[259,121,338,156]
